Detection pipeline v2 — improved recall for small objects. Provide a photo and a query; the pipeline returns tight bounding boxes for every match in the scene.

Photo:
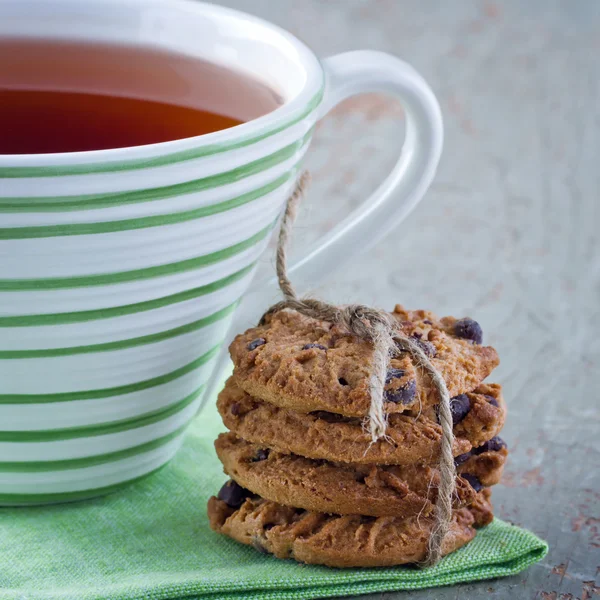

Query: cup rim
[0,0,324,167]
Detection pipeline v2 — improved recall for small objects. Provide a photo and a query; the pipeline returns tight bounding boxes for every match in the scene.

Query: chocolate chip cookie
[218,378,506,466]
[215,432,507,518]
[209,302,506,566]
[229,307,499,418]
[207,487,493,567]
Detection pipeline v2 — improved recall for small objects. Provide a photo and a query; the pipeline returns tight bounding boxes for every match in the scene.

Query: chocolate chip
[454,451,472,466]
[302,343,327,350]
[473,436,506,454]
[484,394,499,407]
[217,480,252,508]
[414,338,436,358]
[247,338,266,350]
[385,368,405,384]
[230,402,241,416]
[454,318,483,344]
[385,379,417,404]
[423,319,433,325]
[252,448,270,462]
[264,523,275,531]
[338,377,349,386]
[411,331,423,339]
[309,411,348,424]
[450,394,471,425]
[461,473,484,492]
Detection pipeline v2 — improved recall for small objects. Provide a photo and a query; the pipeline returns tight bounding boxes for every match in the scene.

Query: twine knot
[261,171,456,566]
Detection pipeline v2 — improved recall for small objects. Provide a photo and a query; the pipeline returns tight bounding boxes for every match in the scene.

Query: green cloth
[0,402,547,600]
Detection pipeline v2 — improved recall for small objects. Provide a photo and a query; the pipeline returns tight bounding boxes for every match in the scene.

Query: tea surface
[0,39,281,154]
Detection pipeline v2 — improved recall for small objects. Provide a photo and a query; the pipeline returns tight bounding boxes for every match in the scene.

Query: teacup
[0,0,442,504]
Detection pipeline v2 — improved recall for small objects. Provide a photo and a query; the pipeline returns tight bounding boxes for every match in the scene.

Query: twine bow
[261,172,456,566]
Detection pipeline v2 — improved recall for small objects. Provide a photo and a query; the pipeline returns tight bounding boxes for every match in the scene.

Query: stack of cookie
[207,305,507,567]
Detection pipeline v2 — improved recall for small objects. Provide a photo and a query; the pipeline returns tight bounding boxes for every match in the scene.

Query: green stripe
[0,218,272,290]
[0,385,204,442]
[0,464,168,505]
[0,344,220,404]
[0,302,238,358]
[0,135,305,212]
[0,263,254,327]
[0,424,189,473]
[0,86,323,178]
[0,141,307,237]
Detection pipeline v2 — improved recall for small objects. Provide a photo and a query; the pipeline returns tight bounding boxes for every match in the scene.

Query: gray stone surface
[214,1,600,598]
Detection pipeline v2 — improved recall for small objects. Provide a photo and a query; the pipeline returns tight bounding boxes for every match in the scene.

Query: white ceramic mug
[0,0,443,504]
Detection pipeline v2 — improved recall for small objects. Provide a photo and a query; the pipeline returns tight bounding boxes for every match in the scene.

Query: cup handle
[202,51,443,405]
[290,50,443,284]
[241,51,442,320]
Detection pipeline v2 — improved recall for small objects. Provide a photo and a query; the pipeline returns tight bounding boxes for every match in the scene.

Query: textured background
[214,1,600,598]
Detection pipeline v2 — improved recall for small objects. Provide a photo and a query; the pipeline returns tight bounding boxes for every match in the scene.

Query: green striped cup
[0,0,443,505]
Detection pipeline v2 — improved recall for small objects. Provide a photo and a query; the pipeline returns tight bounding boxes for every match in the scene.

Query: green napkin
[0,402,547,600]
